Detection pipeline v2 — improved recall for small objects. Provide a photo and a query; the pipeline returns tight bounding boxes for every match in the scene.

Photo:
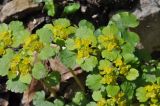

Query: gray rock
[133,0,160,19]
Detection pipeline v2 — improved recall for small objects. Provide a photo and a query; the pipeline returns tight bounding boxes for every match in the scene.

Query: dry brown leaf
[0,0,42,22]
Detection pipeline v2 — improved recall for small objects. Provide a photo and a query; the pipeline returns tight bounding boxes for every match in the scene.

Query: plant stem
[69,69,85,93]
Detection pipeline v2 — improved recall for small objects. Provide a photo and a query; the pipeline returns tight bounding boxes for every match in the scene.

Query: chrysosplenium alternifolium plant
[0,12,160,106]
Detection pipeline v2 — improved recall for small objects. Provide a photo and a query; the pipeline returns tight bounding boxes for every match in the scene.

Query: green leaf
[121,43,135,53]
[98,60,112,70]
[142,73,157,83]
[60,49,76,68]
[157,77,160,85]
[32,62,48,80]
[86,74,102,90]
[92,91,102,101]
[106,85,120,97]
[72,92,88,106]
[86,102,96,106]
[44,0,55,16]
[0,23,8,33]
[12,29,30,47]
[102,50,118,61]
[6,79,28,93]
[53,99,64,106]
[63,3,80,14]
[122,53,138,64]
[8,71,17,79]
[33,91,54,106]
[126,68,139,81]
[111,12,139,28]
[81,56,98,72]
[65,38,76,50]
[53,18,70,28]
[121,81,136,100]
[0,49,14,76]
[36,28,53,45]
[39,46,56,60]
[102,24,119,36]
[44,71,61,86]
[79,20,95,31]
[19,73,32,84]
[136,87,148,102]
[9,21,24,33]
[125,31,140,47]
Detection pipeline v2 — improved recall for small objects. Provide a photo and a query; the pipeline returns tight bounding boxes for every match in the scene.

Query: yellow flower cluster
[75,38,93,59]
[99,58,131,84]
[23,34,43,53]
[144,84,160,105]
[10,53,32,75]
[50,25,75,40]
[97,92,126,106]
[98,35,118,51]
[0,31,12,56]
[114,58,131,76]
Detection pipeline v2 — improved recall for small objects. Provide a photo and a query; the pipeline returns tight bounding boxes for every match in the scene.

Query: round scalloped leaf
[6,79,28,93]
[0,49,14,76]
[81,56,98,72]
[44,71,61,86]
[136,87,148,102]
[106,85,120,97]
[121,81,136,100]
[142,73,157,83]
[72,92,88,106]
[92,91,102,101]
[102,24,119,36]
[75,27,93,38]
[44,0,55,17]
[86,74,102,90]
[12,29,30,47]
[86,102,96,106]
[9,21,24,33]
[53,99,64,106]
[125,31,140,47]
[126,68,139,81]
[64,3,80,14]
[111,12,139,28]
[122,53,138,64]
[32,62,48,80]
[39,46,56,60]
[102,50,118,61]
[79,19,95,31]
[19,73,32,84]
[36,28,53,45]
[0,23,8,33]
[98,59,112,70]
[60,49,76,68]
[121,42,135,54]
[33,91,54,106]
[65,38,76,50]
[53,18,70,28]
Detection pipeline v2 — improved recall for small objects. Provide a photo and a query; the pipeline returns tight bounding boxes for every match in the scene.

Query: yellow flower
[11,54,21,63]
[22,57,30,65]
[19,63,31,75]
[101,75,115,84]
[75,38,81,49]
[119,65,130,75]
[24,34,38,48]
[114,58,123,67]
[0,47,5,56]
[107,42,117,51]
[97,98,106,106]
[100,67,113,75]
